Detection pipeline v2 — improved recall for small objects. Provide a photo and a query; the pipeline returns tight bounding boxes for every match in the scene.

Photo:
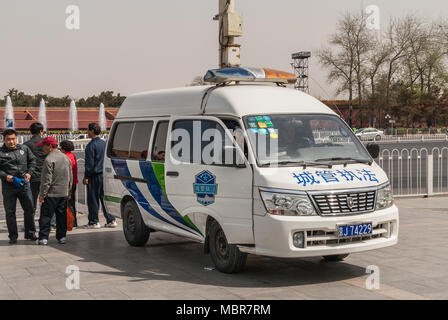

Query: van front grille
[311,190,376,216]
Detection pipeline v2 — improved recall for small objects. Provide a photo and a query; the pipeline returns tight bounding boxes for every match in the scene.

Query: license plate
[338,223,372,238]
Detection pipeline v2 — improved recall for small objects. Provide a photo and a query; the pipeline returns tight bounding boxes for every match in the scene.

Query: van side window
[171,120,228,166]
[109,122,134,159]
[129,121,153,160]
[151,121,169,162]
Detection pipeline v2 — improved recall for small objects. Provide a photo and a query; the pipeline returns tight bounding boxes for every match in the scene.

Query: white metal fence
[0,134,109,150]
[70,148,448,215]
[362,134,448,143]
[312,130,448,143]
[1,135,446,216]
[378,147,448,197]
[0,135,102,215]
[1,132,444,145]
[74,158,88,214]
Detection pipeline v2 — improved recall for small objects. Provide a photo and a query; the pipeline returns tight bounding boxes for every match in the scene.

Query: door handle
[166,171,179,177]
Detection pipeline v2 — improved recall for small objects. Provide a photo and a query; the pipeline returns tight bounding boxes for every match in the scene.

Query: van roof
[116,84,336,119]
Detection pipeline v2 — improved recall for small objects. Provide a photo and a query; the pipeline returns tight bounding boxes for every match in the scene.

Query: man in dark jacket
[82,123,116,229]
[0,129,37,244]
[24,123,47,223]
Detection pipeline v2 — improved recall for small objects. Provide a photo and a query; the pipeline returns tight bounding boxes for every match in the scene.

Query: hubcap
[215,229,229,260]
[127,211,136,233]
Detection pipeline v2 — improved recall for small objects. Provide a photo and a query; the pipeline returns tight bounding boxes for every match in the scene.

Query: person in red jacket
[59,140,78,228]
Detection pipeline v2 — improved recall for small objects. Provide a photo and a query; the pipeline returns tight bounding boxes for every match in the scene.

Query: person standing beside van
[82,123,116,229]
[24,123,47,228]
[0,129,37,244]
[60,140,78,228]
[36,137,72,245]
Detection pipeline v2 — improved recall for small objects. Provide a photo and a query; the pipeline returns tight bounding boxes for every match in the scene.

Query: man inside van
[82,123,117,229]
[154,151,165,161]
[277,121,314,158]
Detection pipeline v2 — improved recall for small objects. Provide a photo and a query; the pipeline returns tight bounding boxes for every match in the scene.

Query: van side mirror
[366,143,380,159]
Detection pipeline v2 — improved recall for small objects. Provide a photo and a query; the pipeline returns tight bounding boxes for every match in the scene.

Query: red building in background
[322,100,363,128]
[0,107,119,131]
[1,101,364,131]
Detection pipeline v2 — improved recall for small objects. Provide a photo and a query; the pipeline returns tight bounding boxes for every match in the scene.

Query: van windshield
[243,114,371,167]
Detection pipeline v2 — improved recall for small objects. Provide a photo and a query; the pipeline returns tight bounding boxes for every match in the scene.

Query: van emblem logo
[347,196,354,209]
[193,170,217,206]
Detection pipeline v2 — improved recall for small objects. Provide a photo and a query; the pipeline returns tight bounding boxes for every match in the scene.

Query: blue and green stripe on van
[105,159,202,236]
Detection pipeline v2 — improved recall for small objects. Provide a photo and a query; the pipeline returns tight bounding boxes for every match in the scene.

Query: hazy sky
[1,0,447,101]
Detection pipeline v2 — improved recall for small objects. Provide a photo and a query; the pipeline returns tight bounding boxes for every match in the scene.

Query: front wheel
[208,220,247,273]
[322,254,349,262]
[122,200,150,247]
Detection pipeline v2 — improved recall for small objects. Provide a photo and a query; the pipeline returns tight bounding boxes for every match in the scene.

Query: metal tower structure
[291,51,311,93]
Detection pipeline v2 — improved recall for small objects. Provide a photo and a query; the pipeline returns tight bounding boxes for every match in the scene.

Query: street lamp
[385,114,395,135]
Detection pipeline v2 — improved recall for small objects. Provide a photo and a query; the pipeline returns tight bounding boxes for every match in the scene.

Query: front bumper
[239,205,399,258]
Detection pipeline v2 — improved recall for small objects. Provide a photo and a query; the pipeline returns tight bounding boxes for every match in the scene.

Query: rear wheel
[122,201,150,247]
[208,220,247,273]
[322,254,349,262]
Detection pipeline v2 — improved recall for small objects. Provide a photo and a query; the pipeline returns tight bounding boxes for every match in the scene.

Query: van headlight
[376,185,394,210]
[260,190,317,216]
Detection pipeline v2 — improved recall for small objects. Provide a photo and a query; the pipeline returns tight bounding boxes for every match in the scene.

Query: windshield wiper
[315,157,373,166]
[261,160,333,169]
[314,143,344,147]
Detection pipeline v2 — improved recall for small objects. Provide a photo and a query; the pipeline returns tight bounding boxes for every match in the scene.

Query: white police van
[103,67,398,273]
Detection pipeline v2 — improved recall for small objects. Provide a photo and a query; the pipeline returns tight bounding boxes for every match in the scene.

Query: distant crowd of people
[0,122,116,245]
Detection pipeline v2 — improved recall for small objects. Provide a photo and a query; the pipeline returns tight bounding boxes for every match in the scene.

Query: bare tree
[319,11,448,129]
[318,12,364,127]
[438,19,448,51]
[352,12,376,127]
[404,18,446,98]
[383,16,414,113]
[424,22,448,92]
[365,41,391,126]
[401,16,427,94]
[392,18,446,110]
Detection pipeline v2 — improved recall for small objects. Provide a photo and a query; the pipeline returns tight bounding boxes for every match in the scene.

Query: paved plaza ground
[0,196,447,300]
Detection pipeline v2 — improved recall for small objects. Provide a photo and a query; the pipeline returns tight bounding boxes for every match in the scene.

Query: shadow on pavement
[15,228,369,289]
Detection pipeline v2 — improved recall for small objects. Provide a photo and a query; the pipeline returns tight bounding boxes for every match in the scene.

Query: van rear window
[129,122,153,160]
[109,122,134,159]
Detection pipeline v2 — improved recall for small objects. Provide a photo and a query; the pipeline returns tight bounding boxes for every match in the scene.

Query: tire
[322,254,349,262]
[208,220,247,273]
[122,200,150,247]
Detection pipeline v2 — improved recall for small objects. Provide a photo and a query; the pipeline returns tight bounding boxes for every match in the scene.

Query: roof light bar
[204,67,297,84]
